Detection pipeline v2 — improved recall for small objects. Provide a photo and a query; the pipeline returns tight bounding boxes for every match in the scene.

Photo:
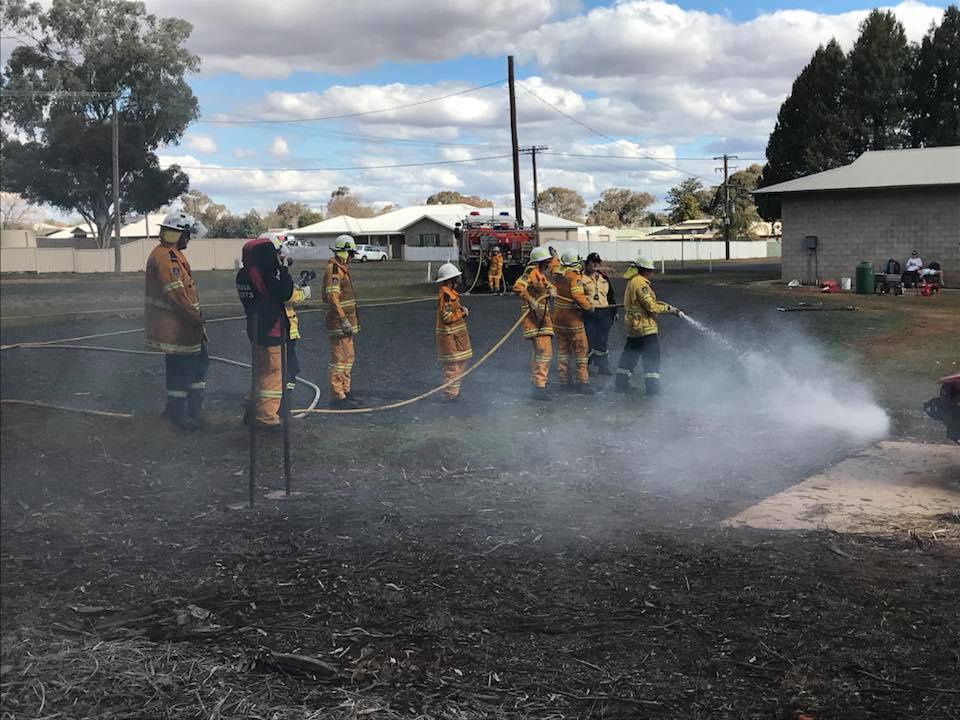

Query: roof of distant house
[120,213,167,238]
[288,203,581,236]
[753,147,960,195]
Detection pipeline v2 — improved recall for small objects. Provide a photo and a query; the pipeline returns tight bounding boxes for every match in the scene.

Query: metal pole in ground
[112,96,122,273]
[248,315,258,509]
[280,324,291,496]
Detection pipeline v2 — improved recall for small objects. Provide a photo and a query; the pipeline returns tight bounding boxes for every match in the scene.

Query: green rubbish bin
[855,261,875,294]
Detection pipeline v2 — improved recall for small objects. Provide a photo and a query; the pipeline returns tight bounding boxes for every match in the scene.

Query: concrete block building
[754,147,960,284]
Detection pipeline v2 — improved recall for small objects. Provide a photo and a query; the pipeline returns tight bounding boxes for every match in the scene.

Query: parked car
[284,238,314,247]
[355,244,388,262]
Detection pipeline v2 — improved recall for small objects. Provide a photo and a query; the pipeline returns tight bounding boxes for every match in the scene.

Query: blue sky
[152,0,949,216]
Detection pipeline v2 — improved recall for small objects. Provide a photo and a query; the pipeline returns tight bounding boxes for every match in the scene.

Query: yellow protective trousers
[556,328,590,385]
[252,345,282,426]
[329,335,355,400]
[442,360,467,398]
[529,335,553,388]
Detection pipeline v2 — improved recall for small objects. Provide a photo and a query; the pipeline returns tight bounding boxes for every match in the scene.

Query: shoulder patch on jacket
[168,250,178,260]
[171,265,181,278]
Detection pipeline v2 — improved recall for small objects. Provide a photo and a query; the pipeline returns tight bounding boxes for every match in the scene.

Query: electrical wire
[517,83,719,185]
[197,79,505,125]
[172,154,512,173]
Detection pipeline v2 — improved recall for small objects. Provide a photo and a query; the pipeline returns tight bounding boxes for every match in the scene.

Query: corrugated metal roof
[288,203,581,236]
[754,146,960,194]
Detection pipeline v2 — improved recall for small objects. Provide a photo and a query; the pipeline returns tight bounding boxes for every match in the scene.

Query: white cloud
[232,147,257,158]
[185,133,218,154]
[268,136,291,157]
[150,0,562,77]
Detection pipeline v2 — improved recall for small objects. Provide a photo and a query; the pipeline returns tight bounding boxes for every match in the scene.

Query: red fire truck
[454,211,535,291]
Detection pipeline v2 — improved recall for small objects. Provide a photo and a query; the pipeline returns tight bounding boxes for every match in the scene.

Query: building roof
[288,203,581,236]
[754,146,960,195]
[120,213,167,238]
[44,226,94,239]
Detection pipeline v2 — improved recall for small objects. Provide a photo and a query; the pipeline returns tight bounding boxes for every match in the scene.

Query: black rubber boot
[345,390,362,403]
[163,398,198,432]
[575,383,596,396]
[614,372,632,394]
[644,378,662,396]
[597,356,613,375]
[330,397,361,409]
[187,390,205,426]
[531,386,553,402]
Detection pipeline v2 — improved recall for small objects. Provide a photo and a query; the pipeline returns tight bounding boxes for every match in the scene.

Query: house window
[419,233,440,247]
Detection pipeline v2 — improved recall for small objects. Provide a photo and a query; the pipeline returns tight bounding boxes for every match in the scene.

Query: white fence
[543,239,780,263]
[1,238,248,274]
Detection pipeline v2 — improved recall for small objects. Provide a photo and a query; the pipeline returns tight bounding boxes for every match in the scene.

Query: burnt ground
[1,263,959,719]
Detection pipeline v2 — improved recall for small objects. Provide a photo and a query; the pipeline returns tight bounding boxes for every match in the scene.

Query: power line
[517,83,719,185]
[170,154,512,173]
[544,151,765,162]
[197,79,505,125]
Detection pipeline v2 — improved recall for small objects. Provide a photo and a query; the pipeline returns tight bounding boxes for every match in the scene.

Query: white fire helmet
[631,256,656,271]
[560,249,582,267]
[491,245,501,253]
[528,247,551,264]
[435,262,462,283]
[160,211,207,239]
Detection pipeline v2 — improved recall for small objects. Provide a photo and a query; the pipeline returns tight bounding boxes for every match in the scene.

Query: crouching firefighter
[324,235,361,409]
[435,263,473,401]
[552,249,595,395]
[145,211,209,431]
[615,256,684,396]
[236,235,297,430]
[514,246,557,401]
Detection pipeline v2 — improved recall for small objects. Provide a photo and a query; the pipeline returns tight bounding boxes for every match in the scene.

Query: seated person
[920,261,944,287]
[883,258,901,275]
[902,250,923,287]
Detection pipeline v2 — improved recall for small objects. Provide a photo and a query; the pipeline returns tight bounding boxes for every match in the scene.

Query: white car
[355,244,388,262]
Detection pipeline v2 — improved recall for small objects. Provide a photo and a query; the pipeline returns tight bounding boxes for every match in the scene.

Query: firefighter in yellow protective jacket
[144,211,209,431]
[615,256,684,396]
[324,235,361,409]
[435,263,473,401]
[514,246,557,401]
[552,250,595,395]
[487,246,504,295]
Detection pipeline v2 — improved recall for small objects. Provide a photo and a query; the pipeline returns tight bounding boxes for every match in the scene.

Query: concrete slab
[723,441,960,535]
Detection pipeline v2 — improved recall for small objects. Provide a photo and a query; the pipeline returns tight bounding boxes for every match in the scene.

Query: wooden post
[508,56,523,227]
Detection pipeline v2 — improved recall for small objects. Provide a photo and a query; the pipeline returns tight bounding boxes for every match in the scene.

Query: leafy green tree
[665,179,703,225]
[0,0,199,250]
[210,209,267,238]
[586,188,655,227]
[536,186,586,221]
[725,164,764,239]
[297,210,324,227]
[180,190,226,228]
[274,201,312,228]
[756,40,848,220]
[844,10,911,154]
[424,190,493,207]
[908,5,960,146]
[327,187,375,218]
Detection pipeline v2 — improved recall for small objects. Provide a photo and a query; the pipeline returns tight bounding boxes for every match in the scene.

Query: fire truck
[453,211,535,291]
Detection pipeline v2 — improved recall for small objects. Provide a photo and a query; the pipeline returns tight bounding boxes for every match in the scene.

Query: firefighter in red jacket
[236,236,297,429]
[144,211,208,431]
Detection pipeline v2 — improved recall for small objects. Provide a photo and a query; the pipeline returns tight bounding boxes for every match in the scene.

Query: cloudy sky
[153,0,948,215]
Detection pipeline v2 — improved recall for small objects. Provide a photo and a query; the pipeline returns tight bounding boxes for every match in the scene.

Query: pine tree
[756,40,848,220]
[908,5,960,147]
[845,10,911,154]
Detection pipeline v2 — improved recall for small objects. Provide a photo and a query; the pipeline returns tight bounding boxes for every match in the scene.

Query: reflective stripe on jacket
[553,267,592,333]
[513,266,555,338]
[323,258,359,337]
[436,286,473,363]
[144,242,203,354]
[622,269,675,337]
[286,286,309,340]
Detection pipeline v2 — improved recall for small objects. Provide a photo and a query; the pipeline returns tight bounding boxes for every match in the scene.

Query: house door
[390,235,403,260]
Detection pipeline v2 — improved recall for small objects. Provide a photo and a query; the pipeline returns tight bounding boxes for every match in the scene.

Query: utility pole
[714,153,737,260]
[520,146,548,245]
[507,56,523,227]
[112,96,122,273]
